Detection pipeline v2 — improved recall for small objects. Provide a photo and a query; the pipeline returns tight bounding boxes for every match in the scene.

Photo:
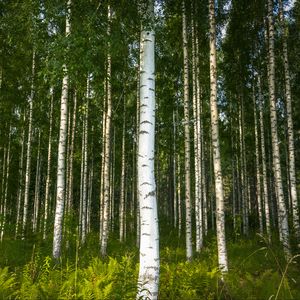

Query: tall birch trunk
[209,0,228,272]
[52,0,71,259]
[0,127,11,241]
[66,90,77,213]
[253,88,263,234]
[15,119,25,238]
[182,0,193,261]
[137,1,159,298]
[267,0,290,257]
[100,5,112,256]
[172,110,177,228]
[119,98,126,242]
[192,19,203,252]
[22,50,36,237]
[33,130,41,233]
[81,77,90,244]
[258,75,271,238]
[43,88,54,239]
[279,0,299,238]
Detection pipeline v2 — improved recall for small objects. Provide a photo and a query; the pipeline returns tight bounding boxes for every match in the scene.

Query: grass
[0,231,299,299]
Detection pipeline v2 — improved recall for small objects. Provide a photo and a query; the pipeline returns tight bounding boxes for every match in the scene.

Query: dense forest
[1,0,300,299]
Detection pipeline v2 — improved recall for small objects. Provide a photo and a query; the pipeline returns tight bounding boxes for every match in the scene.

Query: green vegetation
[0,233,299,299]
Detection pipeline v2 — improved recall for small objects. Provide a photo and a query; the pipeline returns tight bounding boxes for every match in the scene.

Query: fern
[0,267,17,299]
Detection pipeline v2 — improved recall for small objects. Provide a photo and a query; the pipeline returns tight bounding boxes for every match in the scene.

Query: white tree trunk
[15,119,25,238]
[100,5,112,256]
[182,0,193,261]
[177,153,182,237]
[267,0,290,257]
[279,0,299,238]
[137,1,159,298]
[22,50,36,237]
[258,75,271,239]
[52,0,71,259]
[33,130,41,233]
[172,110,177,228]
[0,127,11,241]
[209,0,228,272]
[81,78,90,244]
[43,88,54,239]
[66,90,77,213]
[119,100,126,242]
[253,88,263,234]
[192,19,203,253]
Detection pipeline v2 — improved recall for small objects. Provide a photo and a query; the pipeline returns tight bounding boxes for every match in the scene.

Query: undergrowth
[0,234,299,299]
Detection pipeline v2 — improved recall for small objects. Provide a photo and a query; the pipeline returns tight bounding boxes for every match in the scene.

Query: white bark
[177,153,182,237]
[172,111,177,228]
[279,0,299,238]
[100,5,112,256]
[0,127,11,241]
[66,90,77,213]
[253,88,263,234]
[192,19,203,253]
[119,101,126,242]
[33,130,41,233]
[53,0,71,259]
[182,0,193,261]
[137,1,159,298]
[209,0,228,272]
[81,78,90,244]
[22,50,36,237]
[258,75,271,238]
[267,0,290,257]
[15,120,25,238]
[43,88,54,239]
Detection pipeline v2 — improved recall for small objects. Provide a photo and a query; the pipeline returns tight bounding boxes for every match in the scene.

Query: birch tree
[209,0,228,272]
[53,0,71,260]
[278,0,299,238]
[100,5,112,257]
[22,50,36,237]
[182,0,193,261]
[43,88,54,239]
[136,0,159,298]
[267,0,290,257]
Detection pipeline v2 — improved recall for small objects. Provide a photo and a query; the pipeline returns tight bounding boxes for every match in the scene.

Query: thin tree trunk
[239,97,249,235]
[279,0,299,238]
[33,130,41,233]
[258,75,271,239]
[253,87,263,234]
[177,153,182,237]
[0,127,11,241]
[22,50,36,237]
[66,90,77,213]
[52,0,71,260]
[81,77,90,244]
[209,0,228,272]
[267,0,290,257]
[43,88,54,239]
[172,110,177,229]
[137,1,159,298]
[192,18,203,253]
[15,119,26,238]
[182,0,193,261]
[119,98,126,242]
[100,5,112,256]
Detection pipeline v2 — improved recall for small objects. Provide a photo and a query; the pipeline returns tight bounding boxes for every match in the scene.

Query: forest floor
[0,229,300,299]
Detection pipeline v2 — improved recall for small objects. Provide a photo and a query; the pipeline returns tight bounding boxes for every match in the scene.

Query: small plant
[0,267,17,299]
